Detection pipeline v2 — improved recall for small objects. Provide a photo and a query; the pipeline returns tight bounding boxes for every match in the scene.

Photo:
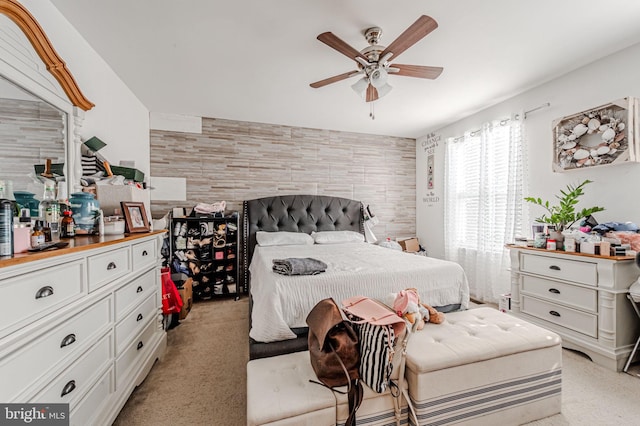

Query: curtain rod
[523,102,551,118]
[450,102,551,142]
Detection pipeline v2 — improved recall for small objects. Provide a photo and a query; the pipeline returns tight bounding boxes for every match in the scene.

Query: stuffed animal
[387,288,445,330]
[420,303,445,325]
[388,289,426,330]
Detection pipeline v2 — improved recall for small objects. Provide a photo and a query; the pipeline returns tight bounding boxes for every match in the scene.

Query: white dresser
[508,246,640,371]
[0,232,167,425]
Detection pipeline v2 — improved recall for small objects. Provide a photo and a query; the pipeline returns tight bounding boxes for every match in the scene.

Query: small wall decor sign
[552,97,638,172]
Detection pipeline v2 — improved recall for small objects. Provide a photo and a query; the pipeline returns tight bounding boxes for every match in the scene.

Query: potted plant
[524,179,605,248]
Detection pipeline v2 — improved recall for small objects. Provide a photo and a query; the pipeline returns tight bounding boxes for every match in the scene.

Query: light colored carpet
[113,298,640,426]
[113,297,249,426]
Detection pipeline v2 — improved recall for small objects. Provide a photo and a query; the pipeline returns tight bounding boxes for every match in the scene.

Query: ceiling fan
[310,15,443,103]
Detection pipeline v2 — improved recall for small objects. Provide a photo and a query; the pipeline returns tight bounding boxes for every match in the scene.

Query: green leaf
[524,180,604,230]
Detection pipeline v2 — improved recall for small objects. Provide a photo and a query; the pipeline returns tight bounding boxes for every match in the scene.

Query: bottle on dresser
[30,220,45,247]
[0,180,14,257]
[39,180,61,242]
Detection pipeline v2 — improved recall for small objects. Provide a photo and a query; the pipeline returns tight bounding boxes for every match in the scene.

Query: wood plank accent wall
[150,117,416,239]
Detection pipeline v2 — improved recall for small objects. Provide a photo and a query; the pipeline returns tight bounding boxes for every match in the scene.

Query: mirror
[0,0,94,198]
[0,73,66,195]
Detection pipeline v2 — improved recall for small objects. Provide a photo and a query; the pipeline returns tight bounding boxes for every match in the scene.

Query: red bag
[161,267,183,314]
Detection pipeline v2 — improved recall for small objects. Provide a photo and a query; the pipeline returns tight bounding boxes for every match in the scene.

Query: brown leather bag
[306,298,362,426]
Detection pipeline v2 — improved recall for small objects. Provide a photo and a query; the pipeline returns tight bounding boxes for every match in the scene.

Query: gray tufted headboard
[241,194,364,293]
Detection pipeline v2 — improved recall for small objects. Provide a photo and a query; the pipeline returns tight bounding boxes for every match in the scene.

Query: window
[444,116,526,303]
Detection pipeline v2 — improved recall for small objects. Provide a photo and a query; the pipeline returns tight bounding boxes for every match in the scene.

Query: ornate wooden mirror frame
[0,0,93,110]
[0,0,94,194]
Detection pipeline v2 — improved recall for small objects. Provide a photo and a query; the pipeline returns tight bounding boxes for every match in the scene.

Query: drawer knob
[136,286,143,293]
[137,313,144,322]
[142,250,148,256]
[549,265,561,271]
[549,310,561,317]
[548,288,561,294]
[61,380,76,397]
[35,286,54,299]
[137,341,144,351]
[60,333,76,348]
[107,261,117,270]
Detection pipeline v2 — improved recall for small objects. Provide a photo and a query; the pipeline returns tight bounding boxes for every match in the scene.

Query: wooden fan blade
[310,71,360,88]
[366,85,378,103]
[391,64,443,79]
[317,32,369,62]
[380,15,438,61]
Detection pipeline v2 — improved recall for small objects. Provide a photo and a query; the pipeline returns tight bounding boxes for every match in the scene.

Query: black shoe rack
[170,213,240,301]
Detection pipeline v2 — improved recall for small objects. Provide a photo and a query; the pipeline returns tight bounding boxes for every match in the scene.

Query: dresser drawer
[521,275,597,312]
[115,293,157,354]
[0,260,84,337]
[114,269,157,321]
[0,296,112,402]
[88,247,131,292]
[521,295,597,338]
[115,319,157,389]
[132,239,157,272]
[70,367,113,426]
[521,253,597,286]
[32,333,112,407]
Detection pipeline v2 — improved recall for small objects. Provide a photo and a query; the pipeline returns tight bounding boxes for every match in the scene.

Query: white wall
[23,0,150,176]
[417,42,640,259]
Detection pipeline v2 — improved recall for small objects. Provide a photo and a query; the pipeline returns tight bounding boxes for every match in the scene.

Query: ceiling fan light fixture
[369,67,388,89]
[351,77,369,97]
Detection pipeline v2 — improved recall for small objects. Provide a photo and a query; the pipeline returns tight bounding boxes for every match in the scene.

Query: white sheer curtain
[444,114,526,303]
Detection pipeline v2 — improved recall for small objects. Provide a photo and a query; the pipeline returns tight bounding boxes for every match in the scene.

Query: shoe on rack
[216,265,224,272]
[187,228,200,237]
[187,237,197,249]
[175,250,187,261]
[179,223,187,237]
[185,250,197,260]
[188,260,200,275]
[225,264,234,271]
[227,223,238,232]
[173,222,182,236]
[200,262,213,272]
[175,237,187,250]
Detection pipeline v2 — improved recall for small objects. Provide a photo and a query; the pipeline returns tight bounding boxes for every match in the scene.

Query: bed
[243,194,469,359]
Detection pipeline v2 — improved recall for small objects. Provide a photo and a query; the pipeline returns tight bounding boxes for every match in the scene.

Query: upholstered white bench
[334,380,408,426]
[246,350,335,425]
[405,307,562,426]
[246,350,408,426]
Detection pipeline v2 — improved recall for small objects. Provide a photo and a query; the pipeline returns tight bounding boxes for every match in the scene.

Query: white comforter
[249,242,469,343]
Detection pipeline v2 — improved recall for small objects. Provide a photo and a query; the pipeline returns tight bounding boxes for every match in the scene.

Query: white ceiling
[50,0,640,139]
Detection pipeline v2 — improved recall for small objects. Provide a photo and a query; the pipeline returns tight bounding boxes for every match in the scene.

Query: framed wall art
[552,97,639,172]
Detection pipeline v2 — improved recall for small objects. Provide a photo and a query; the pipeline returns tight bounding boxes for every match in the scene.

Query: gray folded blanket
[272,258,328,276]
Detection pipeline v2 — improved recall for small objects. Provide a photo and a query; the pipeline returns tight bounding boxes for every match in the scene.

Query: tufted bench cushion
[246,351,335,425]
[247,349,409,426]
[405,307,562,425]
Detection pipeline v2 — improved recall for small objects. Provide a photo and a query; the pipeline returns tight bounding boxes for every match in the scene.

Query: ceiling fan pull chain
[370,102,375,120]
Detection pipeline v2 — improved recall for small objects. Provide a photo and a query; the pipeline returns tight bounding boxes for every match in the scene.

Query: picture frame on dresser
[121,201,150,233]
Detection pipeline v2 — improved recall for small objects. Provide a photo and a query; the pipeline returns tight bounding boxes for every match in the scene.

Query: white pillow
[312,230,365,244]
[256,231,314,246]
